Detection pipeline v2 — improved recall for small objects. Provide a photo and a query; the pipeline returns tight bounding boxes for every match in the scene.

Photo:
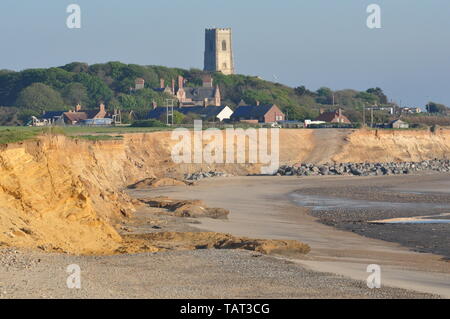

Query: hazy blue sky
[1,0,449,107]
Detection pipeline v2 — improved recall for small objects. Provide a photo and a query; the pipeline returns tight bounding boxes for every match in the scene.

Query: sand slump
[119,232,311,256]
[0,128,449,254]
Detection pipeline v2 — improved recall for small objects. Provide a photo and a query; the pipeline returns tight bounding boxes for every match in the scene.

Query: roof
[179,106,228,118]
[148,106,228,120]
[390,119,406,124]
[315,109,351,123]
[183,87,216,101]
[231,105,276,119]
[64,112,88,122]
[41,111,65,119]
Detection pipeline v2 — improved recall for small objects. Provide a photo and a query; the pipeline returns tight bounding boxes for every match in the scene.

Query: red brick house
[231,104,285,123]
[314,108,351,124]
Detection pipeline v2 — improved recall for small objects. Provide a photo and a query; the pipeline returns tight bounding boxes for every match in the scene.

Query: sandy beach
[0,173,448,298]
[137,173,450,298]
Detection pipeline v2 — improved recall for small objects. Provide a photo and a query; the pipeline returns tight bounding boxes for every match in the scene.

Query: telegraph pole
[362,103,366,127]
[165,99,175,126]
[370,107,374,128]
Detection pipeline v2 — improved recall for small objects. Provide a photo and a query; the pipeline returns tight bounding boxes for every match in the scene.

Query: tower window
[222,63,227,69]
[222,40,227,51]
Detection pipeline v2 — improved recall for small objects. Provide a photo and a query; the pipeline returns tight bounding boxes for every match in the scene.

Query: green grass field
[0,126,171,145]
[0,127,43,145]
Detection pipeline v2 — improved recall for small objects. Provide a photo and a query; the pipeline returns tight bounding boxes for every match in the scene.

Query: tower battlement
[205,28,232,31]
[204,28,235,75]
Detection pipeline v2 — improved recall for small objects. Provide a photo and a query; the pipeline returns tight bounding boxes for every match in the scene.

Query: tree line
[0,61,447,125]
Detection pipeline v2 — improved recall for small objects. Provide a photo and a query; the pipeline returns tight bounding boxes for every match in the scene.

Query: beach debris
[184,171,232,181]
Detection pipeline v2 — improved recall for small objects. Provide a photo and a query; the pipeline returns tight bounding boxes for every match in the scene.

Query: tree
[356,91,378,105]
[73,73,113,105]
[316,87,333,105]
[158,110,185,124]
[63,82,88,106]
[172,111,185,124]
[366,87,388,104]
[426,102,448,114]
[15,83,65,111]
[294,85,315,97]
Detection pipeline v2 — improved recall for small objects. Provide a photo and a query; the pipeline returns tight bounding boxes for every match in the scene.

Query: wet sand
[291,186,450,259]
[141,173,450,298]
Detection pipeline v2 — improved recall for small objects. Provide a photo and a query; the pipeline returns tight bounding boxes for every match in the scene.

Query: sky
[1,0,449,107]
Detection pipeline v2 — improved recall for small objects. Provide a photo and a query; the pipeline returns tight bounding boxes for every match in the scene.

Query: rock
[274,159,450,177]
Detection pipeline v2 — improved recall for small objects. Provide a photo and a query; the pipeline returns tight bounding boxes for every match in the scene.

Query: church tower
[204,28,235,75]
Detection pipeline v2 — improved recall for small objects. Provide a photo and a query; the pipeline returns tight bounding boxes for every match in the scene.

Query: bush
[130,119,167,127]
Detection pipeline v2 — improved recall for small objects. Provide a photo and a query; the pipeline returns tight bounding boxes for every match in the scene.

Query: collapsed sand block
[128,178,188,189]
[141,197,230,219]
[120,232,311,256]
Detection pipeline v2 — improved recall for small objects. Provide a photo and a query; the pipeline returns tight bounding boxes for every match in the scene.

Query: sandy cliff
[0,128,448,254]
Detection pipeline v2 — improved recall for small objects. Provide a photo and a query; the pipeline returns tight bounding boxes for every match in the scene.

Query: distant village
[31,28,427,130]
[32,73,416,130]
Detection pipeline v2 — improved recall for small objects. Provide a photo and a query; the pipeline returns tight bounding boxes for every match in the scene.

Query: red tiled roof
[64,112,87,122]
[314,110,351,123]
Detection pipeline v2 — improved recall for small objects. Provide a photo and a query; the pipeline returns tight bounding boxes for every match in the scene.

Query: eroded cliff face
[0,128,448,254]
[332,128,450,163]
[0,138,132,254]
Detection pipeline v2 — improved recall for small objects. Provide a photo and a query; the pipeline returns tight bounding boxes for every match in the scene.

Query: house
[153,78,175,95]
[314,108,351,124]
[389,119,409,129]
[231,104,285,123]
[63,111,88,125]
[176,75,221,107]
[63,103,107,125]
[148,105,233,122]
[37,103,108,126]
[399,107,422,114]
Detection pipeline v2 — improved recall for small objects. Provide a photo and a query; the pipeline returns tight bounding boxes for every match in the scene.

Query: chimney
[319,108,325,115]
[75,104,82,112]
[171,79,175,94]
[178,75,184,89]
[160,78,165,89]
[202,74,213,88]
[152,100,157,109]
[99,103,105,113]
[204,98,208,107]
[256,100,260,106]
[338,108,342,118]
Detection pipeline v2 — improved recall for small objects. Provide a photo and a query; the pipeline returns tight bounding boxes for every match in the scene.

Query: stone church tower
[204,28,235,75]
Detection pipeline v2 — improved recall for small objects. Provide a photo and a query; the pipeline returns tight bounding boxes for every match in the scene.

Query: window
[222,63,227,69]
[222,40,227,51]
